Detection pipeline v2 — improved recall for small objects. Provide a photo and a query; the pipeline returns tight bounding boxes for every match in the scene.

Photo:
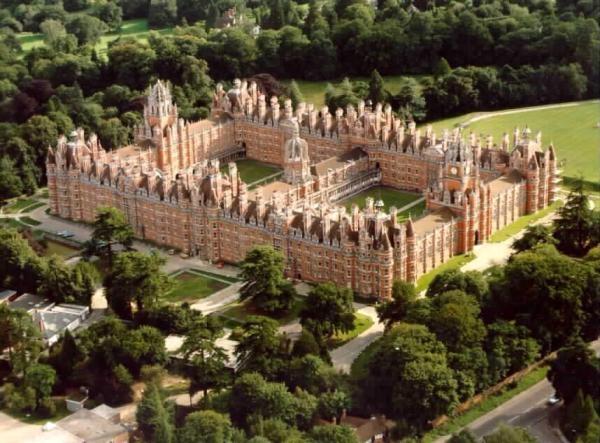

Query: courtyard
[221,158,282,186]
[339,186,425,220]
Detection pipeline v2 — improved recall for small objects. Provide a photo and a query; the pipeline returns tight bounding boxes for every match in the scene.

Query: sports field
[425,101,600,189]
[17,19,172,54]
[222,158,282,185]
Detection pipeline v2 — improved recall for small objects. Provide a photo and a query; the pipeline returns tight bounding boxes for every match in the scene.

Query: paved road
[435,339,600,442]
[0,411,40,442]
[331,306,384,373]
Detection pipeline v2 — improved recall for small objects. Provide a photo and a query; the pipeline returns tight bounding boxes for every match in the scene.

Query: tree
[179,318,229,400]
[47,329,85,383]
[563,390,600,440]
[93,2,122,31]
[39,19,67,49]
[288,80,305,108]
[449,430,477,443]
[368,69,386,104]
[0,227,45,293]
[433,57,451,78]
[24,363,56,410]
[482,425,536,443]
[0,157,24,201]
[512,225,557,253]
[286,355,337,394]
[358,323,458,432]
[553,179,599,256]
[309,424,359,443]
[240,245,296,314]
[235,316,287,379]
[291,329,321,358]
[91,206,134,266]
[136,383,173,443]
[105,251,171,319]
[426,269,488,302]
[300,282,354,342]
[0,306,43,375]
[178,410,237,443]
[376,280,417,331]
[149,0,178,28]
[317,389,352,422]
[38,257,100,305]
[547,339,600,404]
[65,15,108,45]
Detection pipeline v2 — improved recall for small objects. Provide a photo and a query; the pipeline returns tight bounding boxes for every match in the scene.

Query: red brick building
[47,80,556,299]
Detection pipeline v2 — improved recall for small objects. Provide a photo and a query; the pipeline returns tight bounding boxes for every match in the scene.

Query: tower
[283,120,311,185]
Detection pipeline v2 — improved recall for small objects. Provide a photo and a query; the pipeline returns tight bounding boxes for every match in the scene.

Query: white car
[547,394,561,405]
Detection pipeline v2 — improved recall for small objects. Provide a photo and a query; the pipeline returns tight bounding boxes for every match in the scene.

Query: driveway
[0,411,41,442]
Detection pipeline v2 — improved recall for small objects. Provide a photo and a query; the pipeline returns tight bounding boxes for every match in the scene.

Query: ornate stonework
[46,80,556,298]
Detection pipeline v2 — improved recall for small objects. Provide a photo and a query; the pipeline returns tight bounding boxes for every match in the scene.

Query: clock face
[450,167,458,175]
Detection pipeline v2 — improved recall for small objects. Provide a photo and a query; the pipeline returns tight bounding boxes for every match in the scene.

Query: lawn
[3,398,71,425]
[425,100,600,189]
[340,186,422,214]
[415,253,475,293]
[222,158,282,185]
[17,19,173,55]
[488,200,562,243]
[165,271,229,304]
[422,366,549,442]
[20,216,41,226]
[3,198,39,214]
[284,75,430,108]
[218,296,306,326]
[328,312,374,349]
[397,200,427,222]
[41,239,80,258]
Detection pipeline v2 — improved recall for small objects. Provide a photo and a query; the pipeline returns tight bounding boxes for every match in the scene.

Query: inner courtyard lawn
[424,100,600,189]
[221,158,282,185]
[340,186,423,214]
[165,271,229,304]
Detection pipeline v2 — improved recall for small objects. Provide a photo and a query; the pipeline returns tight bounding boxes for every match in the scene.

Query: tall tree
[0,306,43,375]
[179,318,229,400]
[308,424,359,443]
[91,206,134,266]
[376,280,417,331]
[512,225,557,253]
[235,316,287,379]
[368,69,386,104]
[287,80,304,108]
[553,179,599,257]
[300,282,354,343]
[136,383,173,443]
[24,363,56,410]
[240,245,296,314]
[105,251,172,319]
[178,410,238,443]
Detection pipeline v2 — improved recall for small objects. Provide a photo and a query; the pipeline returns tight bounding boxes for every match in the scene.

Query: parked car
[547,393,561,405]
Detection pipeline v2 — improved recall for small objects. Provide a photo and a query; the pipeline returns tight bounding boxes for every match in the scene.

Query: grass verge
[20,216,41,226]
[2,398,71,425]
[328,312,374,349]
[3,198,38,214]
[422,366,549,442]
[488,200,562,243]
[415,254,475,293]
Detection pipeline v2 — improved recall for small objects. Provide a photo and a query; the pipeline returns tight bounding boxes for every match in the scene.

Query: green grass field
[415,253,475,293]
[488,200,562,243]
[166,271,229,303]
[3,198,39,214]
[425,101,600,188]
[222,158,282,185]
[341,186,422,213]
[328,312,374,349]
[41,239,80,258]
[219,296,306,326]
[285,75,430,107]
[17,19,172,54]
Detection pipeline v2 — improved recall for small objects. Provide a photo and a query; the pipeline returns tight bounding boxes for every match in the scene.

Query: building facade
[47,80,556,299]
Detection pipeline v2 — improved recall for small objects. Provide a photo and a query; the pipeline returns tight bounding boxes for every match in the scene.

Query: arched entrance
[474,230,480,245]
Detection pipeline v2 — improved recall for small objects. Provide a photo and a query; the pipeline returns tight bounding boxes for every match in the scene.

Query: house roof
[9,293,53,312]
[56,408,128,443]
